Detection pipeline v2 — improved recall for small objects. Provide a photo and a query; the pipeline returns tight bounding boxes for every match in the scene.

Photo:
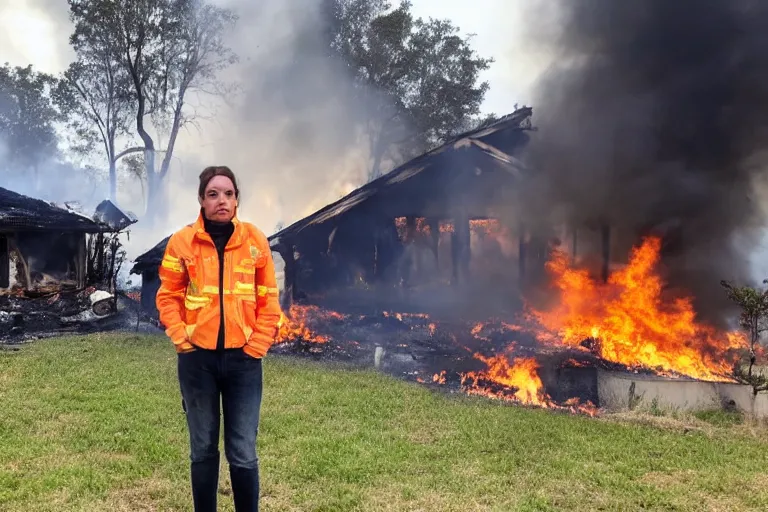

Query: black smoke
[519,0,768,325]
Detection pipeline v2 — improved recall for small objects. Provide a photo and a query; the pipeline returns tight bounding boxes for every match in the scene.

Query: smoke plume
[130,0,378,258]
[516,0,768,324]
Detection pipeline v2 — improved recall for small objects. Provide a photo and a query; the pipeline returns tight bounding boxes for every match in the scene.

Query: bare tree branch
[67,0,239,221]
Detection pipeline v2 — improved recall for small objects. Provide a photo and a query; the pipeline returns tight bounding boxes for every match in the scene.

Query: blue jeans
[177,348,263,512]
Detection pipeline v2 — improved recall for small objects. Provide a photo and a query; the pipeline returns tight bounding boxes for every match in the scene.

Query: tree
[54,52,136,203]
[325,0,493,179]
[0,63,62,181]
[721,279,768,395]
[67,0,238,220]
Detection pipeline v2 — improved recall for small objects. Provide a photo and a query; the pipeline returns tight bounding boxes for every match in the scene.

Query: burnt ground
[270,286,647,411]
[0,289,162,345]
[271,305,603,403]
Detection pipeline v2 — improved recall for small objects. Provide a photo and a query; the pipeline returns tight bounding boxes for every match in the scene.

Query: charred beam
[76,233,86,288]
[450,213,470,285]
[401,216,418,287]
[373,238,378,279]
[427,217,439,267]
[8,237,31,289]
[372,223,383,281]
[275,239,298,312]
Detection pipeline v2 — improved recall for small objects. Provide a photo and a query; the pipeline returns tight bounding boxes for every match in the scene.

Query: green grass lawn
[1,334,767,511]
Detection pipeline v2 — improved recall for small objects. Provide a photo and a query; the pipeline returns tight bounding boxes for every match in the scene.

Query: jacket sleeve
[250,239,283,350]
[155,234,194,352]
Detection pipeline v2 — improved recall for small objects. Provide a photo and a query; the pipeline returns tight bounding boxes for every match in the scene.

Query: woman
[156,166,283,512]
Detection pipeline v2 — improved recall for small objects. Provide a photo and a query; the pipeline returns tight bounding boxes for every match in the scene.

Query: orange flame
[276,305,342,344]
[462,355,549,405]
[469,219,509,237]
[460,354,599,415]
[394,217,433,241]
[527,236,745,382]
[471,322,487,340]
[383,311,430,322]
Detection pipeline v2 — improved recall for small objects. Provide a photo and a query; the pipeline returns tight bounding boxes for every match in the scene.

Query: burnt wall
[140,270,161,318]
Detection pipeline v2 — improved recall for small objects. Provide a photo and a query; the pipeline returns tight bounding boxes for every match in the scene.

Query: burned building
[270,107,540,314]
[0,186,136,295]
[0,187,140,341]
[130,236,173,317]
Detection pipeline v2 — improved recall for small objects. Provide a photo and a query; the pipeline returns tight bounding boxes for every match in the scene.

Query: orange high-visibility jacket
[156,212,283,358]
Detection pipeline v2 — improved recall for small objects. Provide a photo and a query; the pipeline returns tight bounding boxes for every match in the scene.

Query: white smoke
[0,139,110,210]
[125,0,387,260]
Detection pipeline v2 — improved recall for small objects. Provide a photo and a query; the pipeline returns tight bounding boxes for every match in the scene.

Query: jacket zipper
[217,245,226,351]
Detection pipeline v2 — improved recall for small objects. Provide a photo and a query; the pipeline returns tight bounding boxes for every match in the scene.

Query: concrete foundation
[597,368,768,419]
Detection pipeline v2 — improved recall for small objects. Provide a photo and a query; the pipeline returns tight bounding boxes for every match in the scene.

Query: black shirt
[203,213,234,350]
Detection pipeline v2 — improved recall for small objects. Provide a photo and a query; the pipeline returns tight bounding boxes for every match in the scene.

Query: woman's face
[199,175,237,222]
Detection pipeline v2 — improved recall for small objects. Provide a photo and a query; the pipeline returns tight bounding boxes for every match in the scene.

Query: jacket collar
[192,208,246,249]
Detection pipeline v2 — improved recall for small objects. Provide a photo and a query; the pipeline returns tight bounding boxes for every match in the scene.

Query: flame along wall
[390,217,534,288]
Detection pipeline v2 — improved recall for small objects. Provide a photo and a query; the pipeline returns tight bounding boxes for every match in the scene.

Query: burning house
[0,186,137,339]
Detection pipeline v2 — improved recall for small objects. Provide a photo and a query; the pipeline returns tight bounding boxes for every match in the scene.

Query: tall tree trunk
[109,158,117,203]
[143,149,158,223]
[108,136,117,202]
[143,92,185,224]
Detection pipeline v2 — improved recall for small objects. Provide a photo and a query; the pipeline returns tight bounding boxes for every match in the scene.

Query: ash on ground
[271,300,618,410]
[0,288,161,344]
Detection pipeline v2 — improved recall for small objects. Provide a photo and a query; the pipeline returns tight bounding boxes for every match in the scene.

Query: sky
[0,0,74,75]
[0,0,548,112]
[407,0,550,114]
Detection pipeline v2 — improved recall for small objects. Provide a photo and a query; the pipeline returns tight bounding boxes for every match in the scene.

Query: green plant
[721,280,768,395]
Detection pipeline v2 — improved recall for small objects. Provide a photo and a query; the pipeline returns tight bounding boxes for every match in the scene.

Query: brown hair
[198,166,240,199]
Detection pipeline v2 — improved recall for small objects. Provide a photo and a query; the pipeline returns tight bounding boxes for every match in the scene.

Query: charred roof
[0,187,130,233]
[93,199,138,231]
[268,107,534,248]
[131,235,170,275]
